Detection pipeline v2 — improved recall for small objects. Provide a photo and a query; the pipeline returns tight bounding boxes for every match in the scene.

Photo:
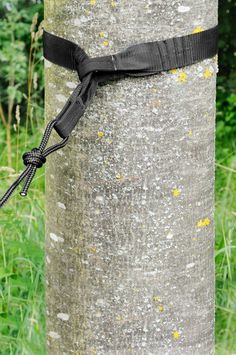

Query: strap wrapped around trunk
[0,25,218,208]
[43,26,218,138]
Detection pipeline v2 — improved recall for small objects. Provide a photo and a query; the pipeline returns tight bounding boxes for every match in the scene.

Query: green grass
[0,124,45,354]
[215,135,236,354]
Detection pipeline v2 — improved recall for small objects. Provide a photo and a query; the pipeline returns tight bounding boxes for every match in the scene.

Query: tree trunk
[45,1,218,354]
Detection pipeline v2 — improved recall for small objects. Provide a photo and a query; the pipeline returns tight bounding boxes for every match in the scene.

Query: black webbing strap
[43,25,218,138]
[0,26,218,208]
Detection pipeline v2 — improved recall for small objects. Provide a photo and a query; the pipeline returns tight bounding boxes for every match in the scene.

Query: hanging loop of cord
[0,119,68,208]
[0,79,91,208]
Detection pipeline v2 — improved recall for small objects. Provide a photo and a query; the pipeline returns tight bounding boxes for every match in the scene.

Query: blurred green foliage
[218,0,236,91]
[216,0,236,144]
[0,0,235,354]
[0,0,44,126]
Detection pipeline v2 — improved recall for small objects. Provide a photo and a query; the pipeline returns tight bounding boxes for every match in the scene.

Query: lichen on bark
[45,1,218,354]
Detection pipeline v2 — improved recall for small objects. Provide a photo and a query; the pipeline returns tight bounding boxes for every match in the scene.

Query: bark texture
[45,1,218,354]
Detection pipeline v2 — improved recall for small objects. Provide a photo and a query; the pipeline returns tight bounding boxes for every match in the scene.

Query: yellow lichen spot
[172,189,181,198]
[133,287,139,293]
[116,173,123,180]
[103,40,109,47]
[116,315,123,321]
[88,246,97,253]
[90,0,96,5]
[158,304,164,312]
[169,68,177,74]
[188,129,193,137]
[196,218,211,228]
[178,72,187,82]
[73,247,82,255]
[152,295,161,303]
[111,0,116,7]
[172,330,180,340]
[193,26,204,34]
[203,68,213,79]
[107,139,113,144]
[99,31,105,38]
[97,131,104,138]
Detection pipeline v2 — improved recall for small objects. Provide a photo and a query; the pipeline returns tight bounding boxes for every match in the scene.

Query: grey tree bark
[45,1,218,354]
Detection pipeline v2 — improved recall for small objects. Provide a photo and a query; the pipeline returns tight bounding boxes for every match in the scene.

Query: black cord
[0,119,68,208]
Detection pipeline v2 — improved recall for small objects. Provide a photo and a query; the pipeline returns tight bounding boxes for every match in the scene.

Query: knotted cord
[0,119,68,208]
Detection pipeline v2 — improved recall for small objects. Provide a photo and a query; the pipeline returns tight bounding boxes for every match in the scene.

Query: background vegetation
[0,0,235,354]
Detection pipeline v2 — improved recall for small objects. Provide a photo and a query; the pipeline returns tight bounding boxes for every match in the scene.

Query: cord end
[0,120,69,208]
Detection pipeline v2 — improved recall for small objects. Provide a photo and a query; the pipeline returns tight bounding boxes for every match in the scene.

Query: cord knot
[22,148,46,168]
[0,116,68,208]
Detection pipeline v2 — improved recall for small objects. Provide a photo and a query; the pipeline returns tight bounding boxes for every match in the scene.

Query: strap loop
[43,25,218,139]
[44,26,218,81]
[0,26,218,207]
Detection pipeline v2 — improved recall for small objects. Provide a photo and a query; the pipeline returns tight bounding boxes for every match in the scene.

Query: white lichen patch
[49,233,64,243]
[152,108,159,115]
[45,59,52,68]
[144,270,157,276]
[56,150,64,157]
[73,16,88,26]
[57,202,66,210]
[186,262,195,269]
[66,81,77,89]
[96,298,106,306]
[48,331,60,339]
[166,232,173,240]
[95,195,104,204]
[57,313,70,321]
[178,5,190,13]
[46,256,51,264]
[56,94,67,103]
